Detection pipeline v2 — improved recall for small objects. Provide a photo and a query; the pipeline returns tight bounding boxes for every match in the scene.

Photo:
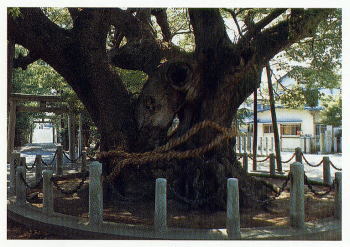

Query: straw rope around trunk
[97,120,238,183]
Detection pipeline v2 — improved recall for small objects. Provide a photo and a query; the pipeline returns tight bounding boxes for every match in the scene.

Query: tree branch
[151,8,172,42]
[13,52,39,70]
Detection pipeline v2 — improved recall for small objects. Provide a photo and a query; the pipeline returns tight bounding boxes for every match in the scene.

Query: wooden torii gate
[7,93,81,163]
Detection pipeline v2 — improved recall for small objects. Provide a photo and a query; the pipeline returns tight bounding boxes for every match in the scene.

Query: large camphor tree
[8,8,340,209]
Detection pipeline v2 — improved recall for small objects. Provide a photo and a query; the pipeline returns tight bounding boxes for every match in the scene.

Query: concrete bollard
[322,157,331,186]
[89,162,103,225]
[265,137,269,156]
[81,151,87,172]
[56,145,63,176]
[243,153,248,172]
[290,162,305,229]
[260,137,263,155]
[155,178,167,232]
[269,153,276,176]
[10,152,20,194]
[295,147,302,163]
[35,155,43,182]
[15,166,26,206]
[42,170,54,215]
[226,178,241,239]
[335,172,342,220]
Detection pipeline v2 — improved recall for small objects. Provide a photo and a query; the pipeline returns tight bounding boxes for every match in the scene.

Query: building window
[263,124,273,133]
[281,124,301,135]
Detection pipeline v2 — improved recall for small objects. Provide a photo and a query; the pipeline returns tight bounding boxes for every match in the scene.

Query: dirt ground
[7,177,336,239]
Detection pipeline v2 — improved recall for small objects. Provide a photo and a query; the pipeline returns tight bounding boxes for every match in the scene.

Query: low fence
[238,147,341,186]
[8,154,342,239]
[235,135,342,154]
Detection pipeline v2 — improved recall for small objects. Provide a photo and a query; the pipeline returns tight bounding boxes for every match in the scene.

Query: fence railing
[238,147,341,185]
[11,160,341,239]
[235,135,342,155]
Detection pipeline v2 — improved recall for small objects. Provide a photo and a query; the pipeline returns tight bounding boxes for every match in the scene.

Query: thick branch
[13,52,39,70]
[151,8,172,42]
[253,9,331,65]
[189,9,231,55]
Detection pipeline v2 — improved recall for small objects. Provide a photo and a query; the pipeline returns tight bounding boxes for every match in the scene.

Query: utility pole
[252,89,258,171]
[266,63,282,173]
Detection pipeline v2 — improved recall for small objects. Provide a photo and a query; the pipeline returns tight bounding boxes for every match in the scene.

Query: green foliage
[41,8,73,29]
[116,68,148,94]
[320,96,342,127]
[8,8,21,19]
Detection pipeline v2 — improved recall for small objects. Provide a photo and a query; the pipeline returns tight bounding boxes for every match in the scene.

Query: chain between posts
[40,150,58,167]
[329,160,342,171]
[280,153,296,163]
[63,151,84,163]
[301,153,323,167]
[50,171,89,195]
[248,155,270,163]
[304,173,334,197]
[19,173,43,189]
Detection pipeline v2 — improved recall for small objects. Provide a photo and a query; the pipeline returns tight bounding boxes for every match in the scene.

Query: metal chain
[247,155,270,162]
[301,153,323,167]
[41,150,57,167]
[63,151,84,163]
[329,160,342,171]
[24,161,36,171]
[304,173,334,197]
[281,153,296,163]
[50,172,89,195]
[20,173,43,189]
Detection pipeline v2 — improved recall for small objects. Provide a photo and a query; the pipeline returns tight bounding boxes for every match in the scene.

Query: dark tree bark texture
[8,8,332,210]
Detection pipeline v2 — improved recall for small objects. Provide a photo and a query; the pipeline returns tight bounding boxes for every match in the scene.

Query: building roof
[246,118,302,124]
[257,105,323,113]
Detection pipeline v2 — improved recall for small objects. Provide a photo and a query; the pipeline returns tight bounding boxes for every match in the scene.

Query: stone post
[335,172,342,220]
[320,132,325,154]
[243,153,248,172]
[322,157,331,186]
[265,137,269,156]
[81,151,87,172]
[155,178,167,232]
[226,178,241,239]
[16,166,26,206]
[238,136,242,154]
[295,147,302,163]
[10,152,20,194]
[56,145,63,176]
[243,136,247,153]
[68,114,76,161]
[89,162,103,225]
[42,170,54,215]
[35,154,43,182]
[305,137,311,154]
[290,162,305,229]
[269,153,276,176]
[333,137,338,153]
[260,137,263,155]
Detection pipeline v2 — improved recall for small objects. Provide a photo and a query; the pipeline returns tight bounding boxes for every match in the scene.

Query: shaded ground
[8,177,336,239]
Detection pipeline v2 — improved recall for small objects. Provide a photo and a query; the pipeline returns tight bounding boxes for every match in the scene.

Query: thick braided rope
[302,153,323,167]
[99,120,237,183]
